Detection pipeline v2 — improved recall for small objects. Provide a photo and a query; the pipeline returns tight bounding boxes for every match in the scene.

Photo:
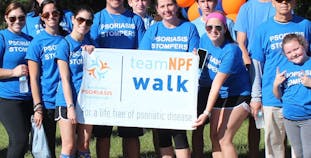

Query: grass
[0,120,292,158]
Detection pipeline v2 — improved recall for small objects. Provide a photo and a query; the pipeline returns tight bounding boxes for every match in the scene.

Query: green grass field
[0,120,271,158]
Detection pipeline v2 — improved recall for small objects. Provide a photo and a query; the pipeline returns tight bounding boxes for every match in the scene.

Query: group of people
[0,0,310,158]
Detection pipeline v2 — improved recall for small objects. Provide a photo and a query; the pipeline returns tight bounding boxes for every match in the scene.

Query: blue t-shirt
[0,29,32,100]
[199,34,250,98]
[192,16,236,41]
[279,59,311,121]
[234,0,275,52]
[25,30,64,109]
[139,21,199,52]
[22,10,73,38]
[90,9,145,49]
[55,35,93,107]
[142,15,155,30]
[250,15,311,107]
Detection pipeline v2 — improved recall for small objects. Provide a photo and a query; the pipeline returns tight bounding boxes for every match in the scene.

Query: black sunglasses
[8,16,25,23]
[75,17,93,26]
[206,25,223,32]
[41,10,60,19]
[275,0,292,3]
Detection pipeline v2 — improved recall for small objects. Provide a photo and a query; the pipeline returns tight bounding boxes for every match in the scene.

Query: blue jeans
[284,118,311,158]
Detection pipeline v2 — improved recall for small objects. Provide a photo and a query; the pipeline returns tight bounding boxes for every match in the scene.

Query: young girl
[273,33,311,158]
[139,0,199,157]
[54,5,94,158]
[26,1,68,157]
[0,2,33,158]
[193,12,251,158]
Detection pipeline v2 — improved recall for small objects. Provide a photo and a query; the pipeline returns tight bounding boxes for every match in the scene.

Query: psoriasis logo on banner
[87,57,111,79]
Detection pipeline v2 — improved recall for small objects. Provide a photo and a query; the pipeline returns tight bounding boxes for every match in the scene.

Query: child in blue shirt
[273,34,311,158]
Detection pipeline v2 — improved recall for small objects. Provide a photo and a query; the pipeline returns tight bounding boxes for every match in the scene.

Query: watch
[203,110,211,118]
[67,103,74,108]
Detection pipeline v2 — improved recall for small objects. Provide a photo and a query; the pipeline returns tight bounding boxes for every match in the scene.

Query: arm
[193,72,229,127]
[28,60,43,127]
[57,60,76,124]
[0,64,28,79]
[236,31,251,67]
[249,59,263,119]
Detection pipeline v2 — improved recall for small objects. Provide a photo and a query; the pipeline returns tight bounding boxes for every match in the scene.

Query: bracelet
[203,110,211,118]
[67,103,74,109]
[33,103,43,112]
[35,111,42,115]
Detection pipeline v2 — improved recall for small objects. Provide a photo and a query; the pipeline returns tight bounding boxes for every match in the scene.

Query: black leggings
[157,129,189,149]
[0,98,33,158]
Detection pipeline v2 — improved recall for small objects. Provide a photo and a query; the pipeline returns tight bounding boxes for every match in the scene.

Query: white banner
[76,48,199,130]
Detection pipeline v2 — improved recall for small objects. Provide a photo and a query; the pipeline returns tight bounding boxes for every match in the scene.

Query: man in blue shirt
[249,0,311,157]
[90,0,146,157]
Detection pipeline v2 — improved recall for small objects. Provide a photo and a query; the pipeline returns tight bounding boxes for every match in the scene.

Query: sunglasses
[275,0,292,3]
[41,10,60,19]
[8,16,25,23]
[206,25,223,32]
[75,17,93,26]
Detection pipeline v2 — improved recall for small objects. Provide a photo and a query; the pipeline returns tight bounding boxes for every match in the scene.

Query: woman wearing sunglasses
[22,0,73,38]
[139,0,199,157]
[193,12,251,158]
[54,5,94,158]
[0,2,33,158]
[26,1,68,158]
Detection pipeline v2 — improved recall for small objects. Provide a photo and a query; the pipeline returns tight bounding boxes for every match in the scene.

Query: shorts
[214,95,250,109]
[93,125,143,138]
[54,106,68,121]
[157,129,189,149]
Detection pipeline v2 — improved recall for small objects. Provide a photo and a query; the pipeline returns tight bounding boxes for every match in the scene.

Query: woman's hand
[82,45,95,54]
[34,109,43,127]
[12,64,28,77]
[67,106,77,124]
[193,48,198,55]
[193,112,209,128]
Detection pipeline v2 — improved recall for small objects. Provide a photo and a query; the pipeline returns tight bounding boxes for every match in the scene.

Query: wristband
[67,103,74,109]
[203,110,211,118]
[33,103,43,112]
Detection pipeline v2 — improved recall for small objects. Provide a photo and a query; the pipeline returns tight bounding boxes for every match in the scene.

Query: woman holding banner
[193,12,251,158]
[54,5,94,158]
[139,0,199,157]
